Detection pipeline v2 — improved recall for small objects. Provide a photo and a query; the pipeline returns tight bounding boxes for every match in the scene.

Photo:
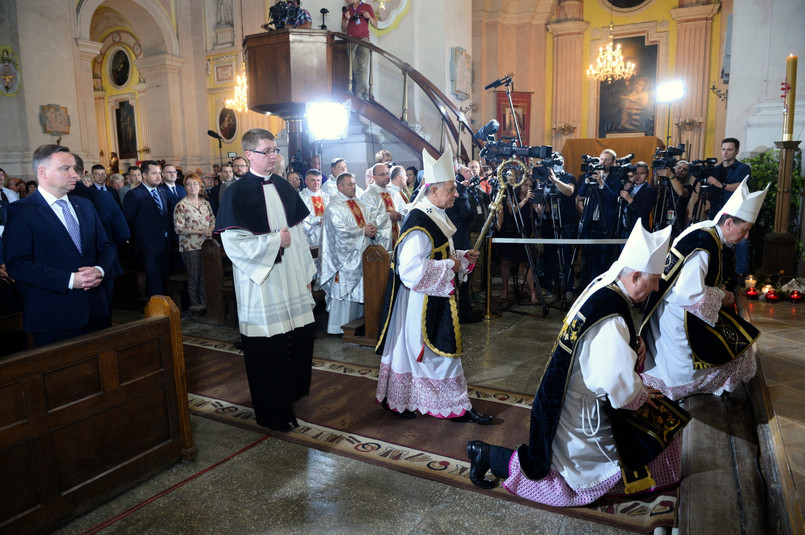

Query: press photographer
[576,149,621,290]
[618,161,656,232]
[655,159,696,229]
[536,153,577,303]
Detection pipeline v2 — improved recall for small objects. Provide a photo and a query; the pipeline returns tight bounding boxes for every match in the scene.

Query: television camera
[265,1,300,30]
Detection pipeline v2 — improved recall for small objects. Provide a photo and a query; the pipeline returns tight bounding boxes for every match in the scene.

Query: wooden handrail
[331,31,481,159]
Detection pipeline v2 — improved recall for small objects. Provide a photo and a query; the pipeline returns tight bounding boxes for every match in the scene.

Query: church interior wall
[0,0,29,177]
[729,0,805,156]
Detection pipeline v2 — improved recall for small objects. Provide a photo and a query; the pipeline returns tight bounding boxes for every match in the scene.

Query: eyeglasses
[250,147,281,155]
[233,164,249,168]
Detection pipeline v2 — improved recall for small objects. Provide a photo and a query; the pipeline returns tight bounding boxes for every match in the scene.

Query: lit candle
[784,54,797,141]
[744,275,757,288]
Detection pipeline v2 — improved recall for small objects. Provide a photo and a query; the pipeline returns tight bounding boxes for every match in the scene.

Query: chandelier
[225,63,248,113]
[587,22,636,84]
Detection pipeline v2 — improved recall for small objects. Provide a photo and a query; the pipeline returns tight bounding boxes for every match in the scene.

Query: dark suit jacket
[123,185,171,256]
[72,182,130,278]
[3,191,114,334]
[94,183,123,209]
[445,182,473,250]
[160,183,187,215]
[625,183,657,231]
[207,186,220,216]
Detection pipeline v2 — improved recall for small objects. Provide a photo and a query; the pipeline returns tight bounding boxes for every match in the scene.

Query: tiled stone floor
[745,299,805,521]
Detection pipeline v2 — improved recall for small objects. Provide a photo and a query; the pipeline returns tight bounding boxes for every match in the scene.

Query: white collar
[38,187,68,206]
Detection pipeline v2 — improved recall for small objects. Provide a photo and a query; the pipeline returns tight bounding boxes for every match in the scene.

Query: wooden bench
[0,296,196,535]
[201,238,238,327]
[342,244,390,346]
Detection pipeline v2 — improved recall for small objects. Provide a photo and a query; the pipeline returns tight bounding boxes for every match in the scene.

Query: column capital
[135,54,184,76]
[75,38,103,62]
[671,3,721,24]
[548,20,590,37]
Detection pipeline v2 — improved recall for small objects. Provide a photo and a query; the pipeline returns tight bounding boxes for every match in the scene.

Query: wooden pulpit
[244,29,335,116]
[342,244,390,346]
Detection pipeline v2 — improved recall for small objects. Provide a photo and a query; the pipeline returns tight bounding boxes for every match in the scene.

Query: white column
[75,38,103,160]
[134,53,185,161]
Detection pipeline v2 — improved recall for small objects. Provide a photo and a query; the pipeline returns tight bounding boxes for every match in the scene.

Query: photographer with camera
[535,154,576,303]
[619,162,656,232]
[342,0,377,100]
[265,0,312,30]
[576,149,621,290]
[655,160,696,231]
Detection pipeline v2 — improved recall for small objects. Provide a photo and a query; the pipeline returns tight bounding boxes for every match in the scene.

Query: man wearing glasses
[215,128,317,432]
[360,162,403,251]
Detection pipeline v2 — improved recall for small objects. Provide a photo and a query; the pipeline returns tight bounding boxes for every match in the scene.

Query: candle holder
[790,290,803,303]
[761,283,775,294]
[765,289,780,303]
[744,275,757,289]
[745,287,760,300]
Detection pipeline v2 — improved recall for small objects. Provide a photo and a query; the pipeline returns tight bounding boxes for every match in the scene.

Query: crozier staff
[375,146,491,424]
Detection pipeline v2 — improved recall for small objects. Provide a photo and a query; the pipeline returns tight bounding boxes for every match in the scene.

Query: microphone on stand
[484,74,513,91]
[207,130,223,168]
[207,130,222,139]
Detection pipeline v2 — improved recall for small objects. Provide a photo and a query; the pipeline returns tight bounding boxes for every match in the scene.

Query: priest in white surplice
[320,172,377,334]
[215,128,316,433]
[641,178,767,400]
[360,163,405,251]
[388,165,412,214]
[322,157,364,200]
[299,169,329,287]
[374,147,492,424]
[467,222,683,507]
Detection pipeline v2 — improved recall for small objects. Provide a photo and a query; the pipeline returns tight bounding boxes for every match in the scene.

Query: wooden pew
[0,296,196,535]
[201,238,238,327]
[342,244,390,346]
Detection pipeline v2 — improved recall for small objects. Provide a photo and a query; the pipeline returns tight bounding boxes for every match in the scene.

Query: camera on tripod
[480,139,552,165]
[580,155,604,181]
[609,154,636,184]
[652,143,686,170]
[688,158,718,189]
[266,1,300,30]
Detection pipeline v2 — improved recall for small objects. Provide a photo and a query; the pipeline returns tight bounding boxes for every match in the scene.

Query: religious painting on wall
[110,49,131,88]
[116,101,137,159]
[218,107,237,143]
[496,91,531,145]
[597,36,657,138]
[40,104,70,135]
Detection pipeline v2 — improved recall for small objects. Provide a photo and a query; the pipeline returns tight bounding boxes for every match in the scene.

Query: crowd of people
[0,130,768,509]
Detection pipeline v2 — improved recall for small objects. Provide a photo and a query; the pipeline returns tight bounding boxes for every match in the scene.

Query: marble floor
[50,291,801,534]
[744,298,805,526]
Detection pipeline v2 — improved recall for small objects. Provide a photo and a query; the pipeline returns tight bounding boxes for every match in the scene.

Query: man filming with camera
[619,162,656,232]
[576,149,621,290]
[656,159,696,230]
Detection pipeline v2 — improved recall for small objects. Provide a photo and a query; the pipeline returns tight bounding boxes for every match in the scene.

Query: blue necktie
[151,189,164,214]
[56,199,82,253]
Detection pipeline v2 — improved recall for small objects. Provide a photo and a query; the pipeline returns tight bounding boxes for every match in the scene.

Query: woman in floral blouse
[173,173,215,307]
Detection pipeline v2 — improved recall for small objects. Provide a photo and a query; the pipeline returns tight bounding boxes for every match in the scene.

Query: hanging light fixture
[587,5,636,84]
[225,62,248,113]
[225,2,248,113]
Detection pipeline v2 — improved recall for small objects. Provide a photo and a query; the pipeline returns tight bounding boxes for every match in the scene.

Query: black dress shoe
[264,421,295,433]
[450,408,493,425]
[381,399,416,419]
[467,441,495,489]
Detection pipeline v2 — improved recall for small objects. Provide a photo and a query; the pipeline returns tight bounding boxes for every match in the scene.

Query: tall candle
[784,54,797,141]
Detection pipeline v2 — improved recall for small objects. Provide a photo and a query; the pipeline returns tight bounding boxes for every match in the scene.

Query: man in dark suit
[3,145,114,346]
[619,162,657,233]
[91,163,123,209]
[159,163,186,214]
[123,160,171,297]
[73,156,130,317]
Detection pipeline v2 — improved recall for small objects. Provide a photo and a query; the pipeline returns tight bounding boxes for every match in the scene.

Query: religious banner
[0,46,21,97]
[496,91,531,145]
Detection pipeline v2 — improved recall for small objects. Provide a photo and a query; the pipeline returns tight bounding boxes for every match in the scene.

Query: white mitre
[716,177,769,224]
[566,220,672,320]
[409,146,455,209]
[674,177,770,245]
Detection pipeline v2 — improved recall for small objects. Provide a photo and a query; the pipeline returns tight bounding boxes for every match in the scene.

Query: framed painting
[116,101,138,159]
[218,107,237,143]
[597,36,657,138]
[496,91,531,145]
[214,63,234,84]
[40,104,70,135]
[110,48,131,88]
